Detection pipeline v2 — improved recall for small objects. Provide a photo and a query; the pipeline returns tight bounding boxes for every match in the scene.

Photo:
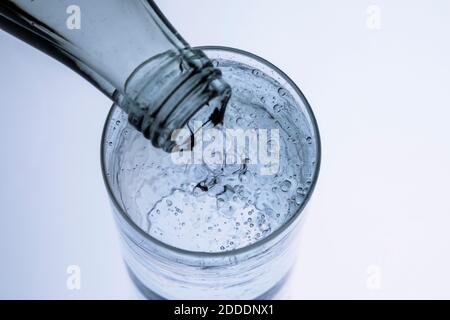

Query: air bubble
[296,188,305,196]
[252,69,261,76]
[260,223,271,233]
[294,195,303,205]
[280,180,292,192]
[175,207,183,214]
[278,87,288,97]
[273,104,282,113]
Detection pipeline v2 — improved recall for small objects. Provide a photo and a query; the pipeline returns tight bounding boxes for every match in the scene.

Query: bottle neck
[0,0,230,150]
[120,48,230,151]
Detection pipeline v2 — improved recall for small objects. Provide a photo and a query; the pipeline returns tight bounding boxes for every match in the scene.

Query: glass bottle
[0,0,230,151]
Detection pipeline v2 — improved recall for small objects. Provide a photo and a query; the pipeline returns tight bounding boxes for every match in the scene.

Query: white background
[1,0,450,299]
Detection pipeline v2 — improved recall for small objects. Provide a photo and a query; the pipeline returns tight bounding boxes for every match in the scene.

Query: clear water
[106,57,317,253]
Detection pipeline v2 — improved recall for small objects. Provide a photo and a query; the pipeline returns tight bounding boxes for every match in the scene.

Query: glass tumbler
[101,47,321,300]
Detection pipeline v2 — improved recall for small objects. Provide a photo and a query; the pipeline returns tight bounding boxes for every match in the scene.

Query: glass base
[126,264,291,300]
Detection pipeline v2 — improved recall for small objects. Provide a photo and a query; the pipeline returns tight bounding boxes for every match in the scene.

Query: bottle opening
[119,48,231,152]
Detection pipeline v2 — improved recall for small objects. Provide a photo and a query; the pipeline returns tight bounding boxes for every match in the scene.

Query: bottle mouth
[120,48,231,152]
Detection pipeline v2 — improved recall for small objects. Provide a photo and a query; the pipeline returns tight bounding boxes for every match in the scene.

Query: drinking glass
[101,47,321,300]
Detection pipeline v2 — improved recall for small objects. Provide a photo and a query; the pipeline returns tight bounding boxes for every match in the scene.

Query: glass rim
[100,45,322,259]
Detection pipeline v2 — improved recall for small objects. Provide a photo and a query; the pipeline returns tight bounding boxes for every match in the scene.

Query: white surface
[1,0,450,299]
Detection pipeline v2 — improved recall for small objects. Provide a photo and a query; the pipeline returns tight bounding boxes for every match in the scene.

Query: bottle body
[0,0,230,150]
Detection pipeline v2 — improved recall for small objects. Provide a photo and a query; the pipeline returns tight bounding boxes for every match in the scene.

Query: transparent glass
[0,0,230,150]
[102,47,321,300]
